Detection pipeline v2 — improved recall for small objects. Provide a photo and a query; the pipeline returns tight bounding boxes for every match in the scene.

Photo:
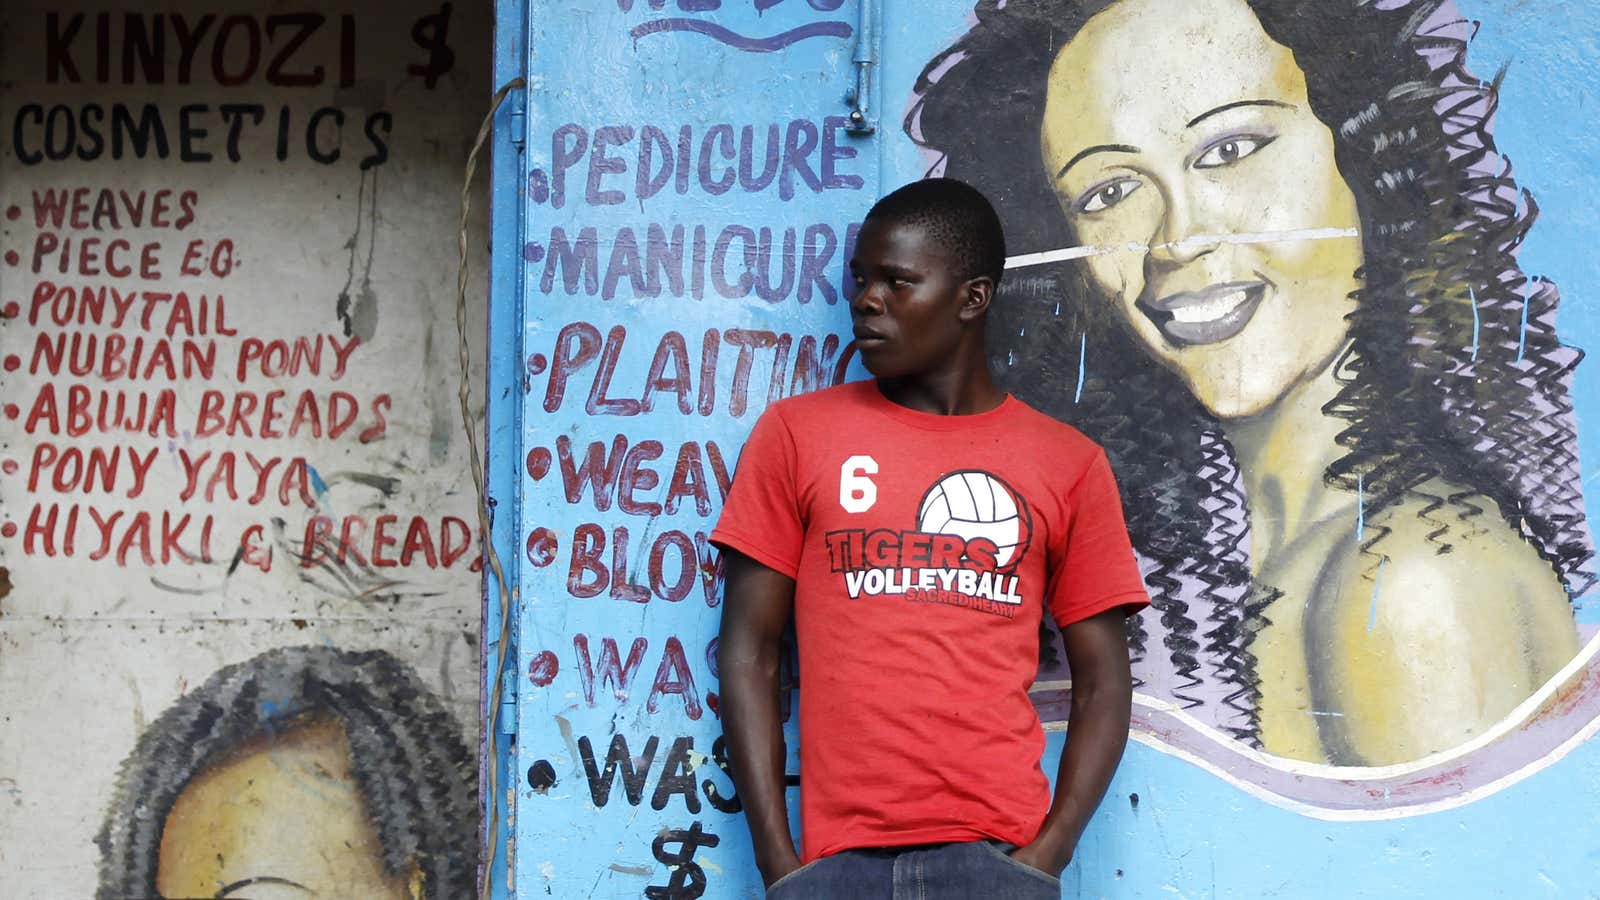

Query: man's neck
[874,340,1005,416]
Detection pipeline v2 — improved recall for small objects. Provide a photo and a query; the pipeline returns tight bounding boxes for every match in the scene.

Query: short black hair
[95,645,476,898]
[865,177,1007,284]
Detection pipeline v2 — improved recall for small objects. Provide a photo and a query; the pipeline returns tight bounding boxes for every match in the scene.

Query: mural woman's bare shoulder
[1304,484,1578,764]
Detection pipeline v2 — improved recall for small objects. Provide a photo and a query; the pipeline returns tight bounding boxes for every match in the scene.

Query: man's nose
[851,281,884,315]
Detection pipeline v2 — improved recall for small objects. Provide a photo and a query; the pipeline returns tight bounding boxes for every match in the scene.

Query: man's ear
[958,275,996,323]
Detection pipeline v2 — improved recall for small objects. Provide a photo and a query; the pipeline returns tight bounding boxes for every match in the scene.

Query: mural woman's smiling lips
[1138,278,1270,347]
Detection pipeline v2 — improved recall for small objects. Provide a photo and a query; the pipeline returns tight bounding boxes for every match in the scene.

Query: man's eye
[1194,135,1273,170]
[1078,178,1142,214]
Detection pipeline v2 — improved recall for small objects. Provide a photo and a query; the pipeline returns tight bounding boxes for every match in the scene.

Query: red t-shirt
[711,380,1149,862]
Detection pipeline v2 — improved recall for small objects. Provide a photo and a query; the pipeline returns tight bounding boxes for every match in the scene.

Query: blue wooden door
[487,2,881,896]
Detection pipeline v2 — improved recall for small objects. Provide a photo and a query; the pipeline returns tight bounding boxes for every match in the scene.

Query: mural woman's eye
[1077,178,1142,214]
[1194,135,1274,170]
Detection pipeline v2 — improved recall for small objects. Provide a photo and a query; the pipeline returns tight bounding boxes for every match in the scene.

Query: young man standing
[712,179,1148,898]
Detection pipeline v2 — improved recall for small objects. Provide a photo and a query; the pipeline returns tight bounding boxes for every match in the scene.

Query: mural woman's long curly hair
[909,0,1593,741]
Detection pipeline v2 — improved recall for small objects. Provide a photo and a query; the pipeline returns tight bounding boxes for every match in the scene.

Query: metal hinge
[510,0,531,151]
[499,661,518,734]
[845,0,878,134]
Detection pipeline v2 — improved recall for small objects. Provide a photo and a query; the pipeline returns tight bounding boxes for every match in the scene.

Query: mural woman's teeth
[1149,282,1267,347]
[1169,290,1249,324]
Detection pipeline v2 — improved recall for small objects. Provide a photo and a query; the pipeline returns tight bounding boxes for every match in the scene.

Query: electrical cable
[457,75,526,900]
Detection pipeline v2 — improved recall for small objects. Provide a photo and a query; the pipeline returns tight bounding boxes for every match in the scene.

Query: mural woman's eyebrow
[1186,99,1295,129]
[214,875,315,897]
[1056,144,1141,180]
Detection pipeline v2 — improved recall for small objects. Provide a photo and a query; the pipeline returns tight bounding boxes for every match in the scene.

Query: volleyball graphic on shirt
[916,470,1033,572]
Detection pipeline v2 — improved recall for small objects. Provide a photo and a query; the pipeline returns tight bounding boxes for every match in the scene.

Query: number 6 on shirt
[839,455,879,513]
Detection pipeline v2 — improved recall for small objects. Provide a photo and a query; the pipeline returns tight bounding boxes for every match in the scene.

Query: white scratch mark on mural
[1518,277,1534,362]
[1357,474,1366,543]
[1367,556,1387,632]
[1470,285,1481,360]
[1075,333,1086,405]
[1004,227,1361,270]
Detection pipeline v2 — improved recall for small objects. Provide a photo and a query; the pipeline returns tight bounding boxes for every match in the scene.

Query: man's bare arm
[1012,607,1133,876]
[716,549,801,886]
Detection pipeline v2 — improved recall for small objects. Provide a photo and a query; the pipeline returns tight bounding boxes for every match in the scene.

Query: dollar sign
[645,821,721,900]
[408,3,456,89]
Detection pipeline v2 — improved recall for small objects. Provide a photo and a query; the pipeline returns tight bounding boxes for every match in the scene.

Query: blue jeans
[766,840,1062,899]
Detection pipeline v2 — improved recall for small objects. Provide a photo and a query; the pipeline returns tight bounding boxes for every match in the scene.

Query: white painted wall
[0,3,489,896]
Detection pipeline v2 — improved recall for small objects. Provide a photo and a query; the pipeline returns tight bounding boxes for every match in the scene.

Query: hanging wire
[458,75,526,900]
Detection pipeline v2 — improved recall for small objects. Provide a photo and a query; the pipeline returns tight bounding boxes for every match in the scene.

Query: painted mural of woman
[909,0,1594,766]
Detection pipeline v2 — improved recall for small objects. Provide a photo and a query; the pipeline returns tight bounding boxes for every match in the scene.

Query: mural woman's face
[155,716,418,898]
[1040,0,1363,420]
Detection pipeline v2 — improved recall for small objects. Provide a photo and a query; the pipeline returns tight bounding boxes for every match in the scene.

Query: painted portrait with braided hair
[908,0,1595,774]
[94,645,476,899]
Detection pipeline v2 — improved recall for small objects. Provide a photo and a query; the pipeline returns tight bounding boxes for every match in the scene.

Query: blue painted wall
[493,1,1600,896]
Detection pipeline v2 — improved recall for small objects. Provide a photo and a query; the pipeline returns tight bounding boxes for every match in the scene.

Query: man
[713,178,1148,899]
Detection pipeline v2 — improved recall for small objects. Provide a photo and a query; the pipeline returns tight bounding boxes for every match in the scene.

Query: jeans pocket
[979,840,1062,886]
[766,857,825,897]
